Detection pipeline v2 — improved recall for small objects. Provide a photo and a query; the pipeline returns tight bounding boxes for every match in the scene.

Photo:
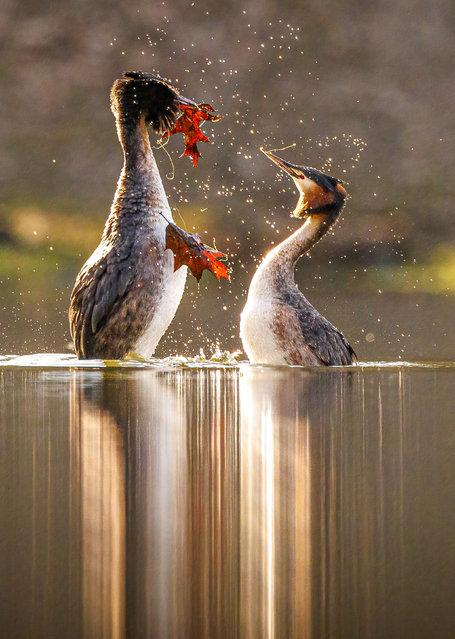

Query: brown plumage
[240,149,357,367]
[69,72,197,359]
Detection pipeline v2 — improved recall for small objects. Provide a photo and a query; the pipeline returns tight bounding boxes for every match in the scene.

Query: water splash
[1,353,454,370]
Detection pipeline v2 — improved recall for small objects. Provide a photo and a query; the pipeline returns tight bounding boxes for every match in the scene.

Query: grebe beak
[177,94,199,109]
[261,147,348,217]
[260,148,302,178]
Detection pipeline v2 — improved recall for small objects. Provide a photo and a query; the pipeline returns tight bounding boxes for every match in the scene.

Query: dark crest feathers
[110,71,181,134]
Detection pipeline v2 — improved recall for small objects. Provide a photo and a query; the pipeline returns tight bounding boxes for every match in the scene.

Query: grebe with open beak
[240,148,357,366]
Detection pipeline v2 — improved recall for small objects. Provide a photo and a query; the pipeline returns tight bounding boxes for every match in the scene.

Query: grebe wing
[295,304,357,366]
[69,250,135,358]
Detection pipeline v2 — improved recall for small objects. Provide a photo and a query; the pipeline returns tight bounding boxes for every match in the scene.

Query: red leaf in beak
[161,103,223,166]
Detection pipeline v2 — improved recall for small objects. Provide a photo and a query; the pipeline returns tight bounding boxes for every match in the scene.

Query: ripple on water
[0,353,454,371]
[0,352,244,370]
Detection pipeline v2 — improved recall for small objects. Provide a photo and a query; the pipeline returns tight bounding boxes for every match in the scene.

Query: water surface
[1,359,455,638]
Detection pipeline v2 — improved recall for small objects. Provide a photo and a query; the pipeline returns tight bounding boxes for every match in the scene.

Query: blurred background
[1,0,454,361]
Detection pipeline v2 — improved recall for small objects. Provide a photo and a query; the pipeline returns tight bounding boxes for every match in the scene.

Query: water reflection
[240,368,314,638]
[2,365,455,638]
[239,367,363,639]
[73,369,240,639]
[71,376,126,639]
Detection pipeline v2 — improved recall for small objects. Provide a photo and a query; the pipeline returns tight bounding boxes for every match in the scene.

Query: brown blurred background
[1,0,454,360]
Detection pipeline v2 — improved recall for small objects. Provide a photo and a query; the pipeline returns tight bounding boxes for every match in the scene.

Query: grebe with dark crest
[70,72,198,360]
[240,148,357,367]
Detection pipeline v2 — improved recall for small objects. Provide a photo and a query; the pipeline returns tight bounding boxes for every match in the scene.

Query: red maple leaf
[165,222,229,282]
[161,103,223,166]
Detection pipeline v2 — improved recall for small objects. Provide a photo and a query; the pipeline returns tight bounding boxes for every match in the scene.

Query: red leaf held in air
[161,103,223,166]
[165,222,229,282]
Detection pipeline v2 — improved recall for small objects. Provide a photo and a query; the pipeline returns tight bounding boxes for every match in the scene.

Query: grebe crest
[110,71,197,134]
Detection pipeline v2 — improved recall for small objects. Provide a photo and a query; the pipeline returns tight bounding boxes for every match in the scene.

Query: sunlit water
[2,356,455,639]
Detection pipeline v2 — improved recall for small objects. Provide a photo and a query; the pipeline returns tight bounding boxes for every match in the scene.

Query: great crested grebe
[69,72,198,360]
[240,149,357,366]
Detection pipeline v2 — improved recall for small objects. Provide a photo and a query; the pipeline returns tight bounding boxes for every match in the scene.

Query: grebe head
[110,71,198,134]
[261,148,348,219]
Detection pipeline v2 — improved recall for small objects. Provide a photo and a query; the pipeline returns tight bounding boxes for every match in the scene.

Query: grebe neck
[249,209,340,296]
[107,114,170,230]
[116,115,158,175]
[268,209,338,267]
